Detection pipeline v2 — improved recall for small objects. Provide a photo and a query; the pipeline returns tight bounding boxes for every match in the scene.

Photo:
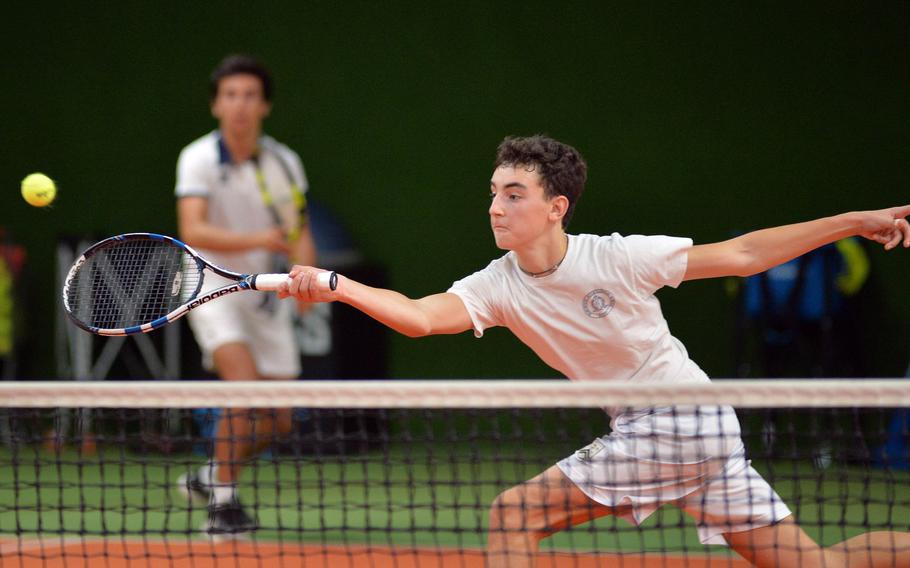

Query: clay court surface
[1,538,749,567]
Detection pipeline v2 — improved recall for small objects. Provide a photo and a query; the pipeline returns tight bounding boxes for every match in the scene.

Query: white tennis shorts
[557,405,791,546]
[185,274,301,378]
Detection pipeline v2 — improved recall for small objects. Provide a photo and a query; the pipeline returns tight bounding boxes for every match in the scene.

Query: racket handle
[250,273,293,291]
[317,271,338,291]
[251,272,338,292]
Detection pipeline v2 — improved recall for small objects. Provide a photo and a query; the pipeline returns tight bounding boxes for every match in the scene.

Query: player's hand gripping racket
[63,233,337,336]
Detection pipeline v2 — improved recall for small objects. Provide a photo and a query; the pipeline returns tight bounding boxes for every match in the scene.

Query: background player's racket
[63,233,336,336]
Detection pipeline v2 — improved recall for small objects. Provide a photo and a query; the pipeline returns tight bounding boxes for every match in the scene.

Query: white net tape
[1,379,909,408]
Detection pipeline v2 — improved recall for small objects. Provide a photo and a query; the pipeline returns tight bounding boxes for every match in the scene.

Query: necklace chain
[518,235,569,278]
[519,259,565,278]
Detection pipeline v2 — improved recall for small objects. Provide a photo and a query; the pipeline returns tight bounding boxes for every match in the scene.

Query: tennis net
[1,379,910,567]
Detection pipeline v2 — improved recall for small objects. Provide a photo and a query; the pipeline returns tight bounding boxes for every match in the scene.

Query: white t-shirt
[448,233,708,420]
[175,131,308,276]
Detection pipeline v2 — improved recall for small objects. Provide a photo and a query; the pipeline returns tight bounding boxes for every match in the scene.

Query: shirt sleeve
[175,146,212,198]
[622,234,693,296]
[446,263,504,338]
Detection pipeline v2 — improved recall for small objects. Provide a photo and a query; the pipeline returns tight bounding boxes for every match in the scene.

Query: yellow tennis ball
[21,173,57,207]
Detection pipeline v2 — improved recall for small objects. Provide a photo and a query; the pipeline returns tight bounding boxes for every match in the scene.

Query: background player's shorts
[557,405,791,546]
[186,275,301,378]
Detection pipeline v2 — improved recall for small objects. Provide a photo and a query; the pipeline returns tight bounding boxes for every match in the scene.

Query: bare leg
[726,515,910,568]
[212,342,260,485]
[487,465,615,568]
[827,532,910,568]
[252,407,294,455]
[212,342,296,485]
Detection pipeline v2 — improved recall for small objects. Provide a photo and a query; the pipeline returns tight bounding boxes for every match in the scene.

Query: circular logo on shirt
[582,289,615,318]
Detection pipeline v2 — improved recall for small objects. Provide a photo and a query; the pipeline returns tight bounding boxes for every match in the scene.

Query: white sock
[212,484,238,505]
[197,462,217,487]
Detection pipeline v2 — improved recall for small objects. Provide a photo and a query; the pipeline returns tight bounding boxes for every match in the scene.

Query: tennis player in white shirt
[281,135,910,567]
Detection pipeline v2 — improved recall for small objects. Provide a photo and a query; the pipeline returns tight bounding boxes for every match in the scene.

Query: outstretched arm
[278,268,474,338]
[684,205,910,282]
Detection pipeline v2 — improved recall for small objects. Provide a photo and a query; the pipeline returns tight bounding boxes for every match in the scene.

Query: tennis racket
[63,232,337,336]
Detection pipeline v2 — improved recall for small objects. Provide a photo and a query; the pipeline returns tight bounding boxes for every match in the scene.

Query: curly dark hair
[493,135,587,229]
[209,54,273,102]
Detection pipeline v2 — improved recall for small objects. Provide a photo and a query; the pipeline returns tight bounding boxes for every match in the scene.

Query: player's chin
[226,116,253,130]
[491,231,515,250]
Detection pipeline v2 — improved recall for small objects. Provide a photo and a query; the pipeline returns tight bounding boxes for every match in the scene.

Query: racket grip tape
[317,271,338,291]
[250,273,293,291]
[252,271,337,292]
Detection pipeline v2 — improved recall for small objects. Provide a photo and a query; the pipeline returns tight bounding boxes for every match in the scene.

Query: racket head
[63,233,206,335]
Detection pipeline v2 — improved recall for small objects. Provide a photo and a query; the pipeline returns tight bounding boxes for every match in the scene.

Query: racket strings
[67,240,202,330]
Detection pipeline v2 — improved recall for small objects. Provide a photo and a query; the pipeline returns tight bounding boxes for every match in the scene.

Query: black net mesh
[2,390,910,567]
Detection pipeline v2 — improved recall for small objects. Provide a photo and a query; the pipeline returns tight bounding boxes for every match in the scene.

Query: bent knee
[488,486,556,536]
[490,487,529,527]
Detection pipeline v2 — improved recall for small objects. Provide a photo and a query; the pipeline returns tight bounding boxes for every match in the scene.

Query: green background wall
[1,3,907,379]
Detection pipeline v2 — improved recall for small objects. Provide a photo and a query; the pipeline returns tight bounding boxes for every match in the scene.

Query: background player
[280,135,910,566]
[174,54,317,536]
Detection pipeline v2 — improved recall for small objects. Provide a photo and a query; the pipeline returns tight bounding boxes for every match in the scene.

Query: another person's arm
[278,270,473,338]
[290,223,317,266]
[288,224,318,313]
[684,205,910,282]
[177,196,289,254]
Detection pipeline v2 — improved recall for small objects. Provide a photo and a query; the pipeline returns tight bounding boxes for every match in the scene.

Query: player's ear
[549,195,569,223]
[210,100,221,120]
